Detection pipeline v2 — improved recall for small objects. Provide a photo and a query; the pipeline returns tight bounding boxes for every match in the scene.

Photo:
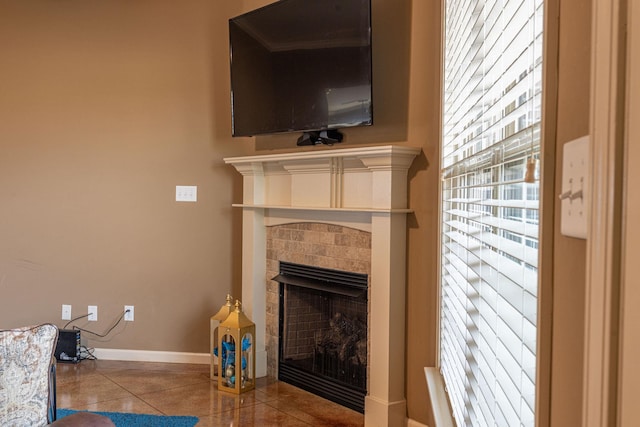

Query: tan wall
[0,0,252,351]
[0,0,593,425]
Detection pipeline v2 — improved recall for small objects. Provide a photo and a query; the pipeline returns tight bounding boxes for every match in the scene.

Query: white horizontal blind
[440,0,543,426]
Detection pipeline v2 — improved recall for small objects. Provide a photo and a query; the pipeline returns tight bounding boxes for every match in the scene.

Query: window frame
[433,0,558,426]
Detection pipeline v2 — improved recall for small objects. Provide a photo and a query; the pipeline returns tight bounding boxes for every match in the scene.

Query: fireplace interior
[275,261,368,413]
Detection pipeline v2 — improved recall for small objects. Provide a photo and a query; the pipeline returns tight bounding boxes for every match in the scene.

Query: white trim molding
[94,348,210,365]
[617,1,640,425]
[424,367,454,427]
[582,0,627,425]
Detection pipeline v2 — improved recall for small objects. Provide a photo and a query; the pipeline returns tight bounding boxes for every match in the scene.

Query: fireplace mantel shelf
[231,203,413,214]
[225,145,421,211]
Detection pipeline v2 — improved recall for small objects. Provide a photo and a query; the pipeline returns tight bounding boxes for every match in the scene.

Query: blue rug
[56,409,199,427]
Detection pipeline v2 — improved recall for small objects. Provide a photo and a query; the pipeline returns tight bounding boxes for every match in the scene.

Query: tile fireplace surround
[224,145,420,427]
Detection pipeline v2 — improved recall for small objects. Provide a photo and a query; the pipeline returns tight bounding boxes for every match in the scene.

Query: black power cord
[63,314,90,329]
[71,309,130,339]
[61,309,131,360]
[79,346,97,361]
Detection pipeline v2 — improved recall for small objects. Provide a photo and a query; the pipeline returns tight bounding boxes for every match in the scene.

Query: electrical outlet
[88,305,98,321]
[124,305,134,321]
[62,304,72,320]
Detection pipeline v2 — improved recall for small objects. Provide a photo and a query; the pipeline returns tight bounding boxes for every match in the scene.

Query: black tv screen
[229,0,373,142]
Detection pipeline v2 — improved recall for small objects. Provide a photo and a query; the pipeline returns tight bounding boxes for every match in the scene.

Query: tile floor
[55,360,365,427]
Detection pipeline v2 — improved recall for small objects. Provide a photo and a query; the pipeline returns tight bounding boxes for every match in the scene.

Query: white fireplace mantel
[224,145,420,427]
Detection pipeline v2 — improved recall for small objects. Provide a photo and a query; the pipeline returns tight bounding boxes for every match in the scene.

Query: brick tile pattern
[265,223,371,378]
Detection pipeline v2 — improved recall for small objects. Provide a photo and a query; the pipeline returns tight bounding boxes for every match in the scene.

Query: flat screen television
[229,0,373,145]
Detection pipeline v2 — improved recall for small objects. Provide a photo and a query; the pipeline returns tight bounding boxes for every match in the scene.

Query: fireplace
[224,145,420,426]
[275,261,368,412]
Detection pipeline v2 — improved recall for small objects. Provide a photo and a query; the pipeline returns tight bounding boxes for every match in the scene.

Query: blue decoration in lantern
[217,336,252,377]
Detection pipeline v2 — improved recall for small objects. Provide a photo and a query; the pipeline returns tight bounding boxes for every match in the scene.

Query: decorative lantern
[210,294,234,379]
[217,300,255,394]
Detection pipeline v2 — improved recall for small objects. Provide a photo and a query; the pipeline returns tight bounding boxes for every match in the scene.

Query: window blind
[440,0,543,426]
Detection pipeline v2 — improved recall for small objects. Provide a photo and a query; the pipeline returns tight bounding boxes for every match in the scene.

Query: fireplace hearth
[275,261,368,412]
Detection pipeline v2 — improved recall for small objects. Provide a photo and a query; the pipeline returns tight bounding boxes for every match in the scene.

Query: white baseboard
[94,348,210,364]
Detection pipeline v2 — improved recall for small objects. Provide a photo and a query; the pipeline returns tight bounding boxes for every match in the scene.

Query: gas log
[315,312,367,366]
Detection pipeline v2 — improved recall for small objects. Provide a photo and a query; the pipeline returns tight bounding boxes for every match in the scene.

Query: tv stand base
[296,130,343,146]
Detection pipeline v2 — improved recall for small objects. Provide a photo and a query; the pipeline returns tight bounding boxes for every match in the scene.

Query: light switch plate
[560,136,589,239]
[176,185,197,202]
